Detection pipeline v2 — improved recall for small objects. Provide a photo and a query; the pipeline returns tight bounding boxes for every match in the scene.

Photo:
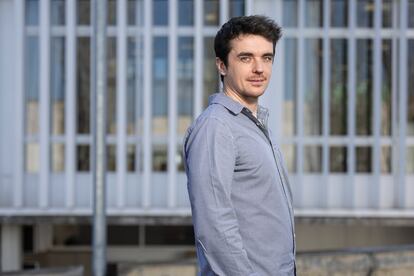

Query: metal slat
[194,0,203,118]
[39,0,51,208]
[117,0,127,208]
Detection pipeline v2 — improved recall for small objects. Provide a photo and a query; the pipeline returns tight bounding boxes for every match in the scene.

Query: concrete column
[33,224,53,253]
[1,225,22,272]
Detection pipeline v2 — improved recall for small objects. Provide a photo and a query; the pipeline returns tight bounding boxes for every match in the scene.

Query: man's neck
[223,89,258,116]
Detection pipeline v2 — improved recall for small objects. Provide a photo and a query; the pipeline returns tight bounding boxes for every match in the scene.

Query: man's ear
[216,57,227,76]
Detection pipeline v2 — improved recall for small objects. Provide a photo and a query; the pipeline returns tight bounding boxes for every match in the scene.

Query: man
[183,15,296,275]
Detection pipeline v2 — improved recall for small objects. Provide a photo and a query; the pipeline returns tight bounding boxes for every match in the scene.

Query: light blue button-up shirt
[184,93,296,276]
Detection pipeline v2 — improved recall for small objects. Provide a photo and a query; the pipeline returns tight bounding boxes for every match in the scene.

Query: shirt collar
[208,93,269,126]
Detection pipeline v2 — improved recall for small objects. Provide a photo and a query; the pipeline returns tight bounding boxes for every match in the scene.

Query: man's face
[216,34,274,101]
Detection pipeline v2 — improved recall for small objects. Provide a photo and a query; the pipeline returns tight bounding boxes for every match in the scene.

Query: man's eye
[264,56,273,62]
[240,56,252,62]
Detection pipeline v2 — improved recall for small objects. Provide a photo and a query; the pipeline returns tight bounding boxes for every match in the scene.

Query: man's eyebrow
[237,52,254,57]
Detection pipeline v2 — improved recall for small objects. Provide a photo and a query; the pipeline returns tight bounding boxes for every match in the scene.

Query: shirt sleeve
[184,117,259,276]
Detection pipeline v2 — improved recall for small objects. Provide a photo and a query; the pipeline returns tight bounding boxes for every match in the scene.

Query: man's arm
[184,117,258,276]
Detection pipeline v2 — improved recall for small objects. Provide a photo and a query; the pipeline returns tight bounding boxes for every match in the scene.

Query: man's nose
[252,59,264,74]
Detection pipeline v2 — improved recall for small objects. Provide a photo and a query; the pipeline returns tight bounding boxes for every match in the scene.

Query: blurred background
[0,0,414,275]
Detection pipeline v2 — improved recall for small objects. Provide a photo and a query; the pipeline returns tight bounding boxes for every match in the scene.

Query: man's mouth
[247,78,266,85]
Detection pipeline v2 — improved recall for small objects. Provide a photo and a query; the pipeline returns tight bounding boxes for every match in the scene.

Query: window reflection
[381,146,391,174]
[381,40,392,136]
[305,0,323,28]
[152,37,168,136]
[408,40,414,136]
[330,39,347,136]
[356,146,371,173]
[77,37,90,134]
[127,37,144,135]
[25,143,39,173]
[304,145,322,173]
[153,0,168,26]
[281,144,296,173]
[25,0,39,26]
[77,0,90,25]
[407,147,414,174]
[25,36,39,136]
[331,0,348,27]
[229,0,245,18]
[127,144,136,172]
[356,39,373,136]
[409,0,414,28]
[51,0,65,26]
[107,38,117,135]
[330,146,347,172]
[108,0,117,25]
[357,0,374,28]
[204,0,219,26]
[283,0,298,28]
[153,144,167,172]
[51,37,65,136]
[203,37,219,108]
[128,0,144,26]
[178,0,194,26]
[51,143,65,172]
[304,39,323,136]
[284,38,297,136]
[382,0,393,28]
[77,145,90,172]
[107,145,116,172]
[178,37,194,136]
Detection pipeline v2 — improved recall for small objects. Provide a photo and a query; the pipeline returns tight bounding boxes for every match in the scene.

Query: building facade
[1,0,414,272]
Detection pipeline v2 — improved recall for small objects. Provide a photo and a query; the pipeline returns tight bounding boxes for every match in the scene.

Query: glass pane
[128,0,144,26]
[107,38,117,135]
[178,0,194,26]
[26,0,39,26]
[305,0,323,28]
[25,143,39,173]
[381,146,391,173]
[331,0,348,27]
[284,38,297,136]
[203,37,219,108]
[77,145,90,172]
[381,40,392,136]
[330,146,347,172]
[51,143,65,172]
[107,145,116,172]
[409,0,414,28]
[304,39,323,136]
[356,39,373,136]
[127,144,135,172]
[153,0,168,26]
[408,40,414,136]
[153,37,168,136]
[127,37,144,135]
[281,144,296,173]
[50,37,65,135]
[178,37,194,136]
[153,144,167,171]
[25,36,39,135]
[177,147,185,172]
[382,0,392,28]
[330,39,347,135]
[204,0,219,26]
[108,0,116,25]
[77,37,90,134]
[283,0,298,28]
[356,146,372,173]
[357,0,374,28]
[407,147,414,173]
[51,0,65,26]
[77,0,90,25]
[304,145,322,173]
[229,0,245,18]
